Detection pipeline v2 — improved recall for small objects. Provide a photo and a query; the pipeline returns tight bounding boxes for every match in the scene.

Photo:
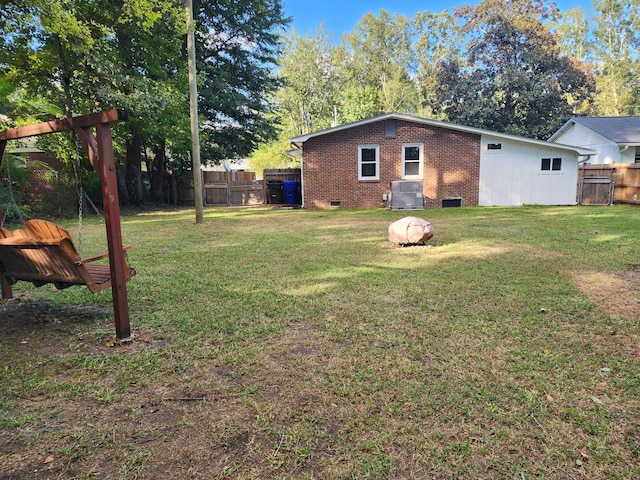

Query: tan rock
[388,216,434,245]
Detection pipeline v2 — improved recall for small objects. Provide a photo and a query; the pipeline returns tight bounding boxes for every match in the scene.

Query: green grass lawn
[1,205,639,479]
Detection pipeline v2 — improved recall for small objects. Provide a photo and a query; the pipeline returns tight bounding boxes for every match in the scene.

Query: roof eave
[289,112,595,155]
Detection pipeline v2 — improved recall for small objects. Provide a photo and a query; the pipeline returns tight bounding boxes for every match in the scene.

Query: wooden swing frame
[0,110,133,341]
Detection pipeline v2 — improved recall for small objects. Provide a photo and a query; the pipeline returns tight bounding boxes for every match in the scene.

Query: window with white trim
[358,145,379,180]
[402,143,423,178]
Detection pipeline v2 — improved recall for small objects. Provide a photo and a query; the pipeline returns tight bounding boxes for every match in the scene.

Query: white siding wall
[553,123,620,164]
[479,136,579,206]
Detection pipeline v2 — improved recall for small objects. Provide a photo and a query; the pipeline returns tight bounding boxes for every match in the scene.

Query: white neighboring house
[549,117,640,165]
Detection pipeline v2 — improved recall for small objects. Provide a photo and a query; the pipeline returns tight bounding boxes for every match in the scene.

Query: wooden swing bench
[0,219,135,297]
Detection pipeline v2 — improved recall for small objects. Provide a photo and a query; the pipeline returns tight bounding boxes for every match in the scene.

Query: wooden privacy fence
[578,163,640,205]
[178,171,264,206]
[202,171,264,206]
[176,168,301,206]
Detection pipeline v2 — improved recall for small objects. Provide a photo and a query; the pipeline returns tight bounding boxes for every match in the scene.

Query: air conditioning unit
[389,181,424,211]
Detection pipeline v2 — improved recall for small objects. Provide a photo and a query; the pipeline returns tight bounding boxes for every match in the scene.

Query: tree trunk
[117,164,130,206]
[149,142,168,202]
[53,34,73,118]
[125,133,144,204]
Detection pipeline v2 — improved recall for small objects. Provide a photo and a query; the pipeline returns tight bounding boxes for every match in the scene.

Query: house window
[402,143,423,178]
[359,145,379,180]
[541,158,562,171]
[541,158,551,170]
[635,147,640,163]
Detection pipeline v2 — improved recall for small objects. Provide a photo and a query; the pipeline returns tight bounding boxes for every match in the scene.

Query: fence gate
[578,165,614,205]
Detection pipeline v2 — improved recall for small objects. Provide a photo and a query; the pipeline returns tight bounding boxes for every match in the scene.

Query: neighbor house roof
[549,116,640,146]
[289,112,595,156]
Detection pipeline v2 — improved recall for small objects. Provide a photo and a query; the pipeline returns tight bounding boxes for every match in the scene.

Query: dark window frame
[541,158,551,171]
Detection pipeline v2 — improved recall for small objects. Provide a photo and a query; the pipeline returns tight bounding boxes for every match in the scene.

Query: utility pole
[186,0,204,224]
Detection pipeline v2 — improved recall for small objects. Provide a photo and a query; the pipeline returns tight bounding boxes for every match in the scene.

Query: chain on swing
[73,135,104,260]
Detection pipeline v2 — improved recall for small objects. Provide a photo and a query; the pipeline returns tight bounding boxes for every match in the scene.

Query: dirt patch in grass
[573,265,640,322]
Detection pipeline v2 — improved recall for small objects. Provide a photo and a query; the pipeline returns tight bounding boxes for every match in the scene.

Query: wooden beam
[0,110,126,141]
[95,123,132,341]
[0,140,12,298]
[74,127,101,173]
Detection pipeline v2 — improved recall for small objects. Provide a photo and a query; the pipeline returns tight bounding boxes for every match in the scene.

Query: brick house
[288,113,594,209]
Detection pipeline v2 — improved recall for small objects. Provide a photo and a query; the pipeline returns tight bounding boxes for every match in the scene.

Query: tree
[434,0,594,139]
[1,0,289,206]
[195,0,289,163]
[554,7,594,63]
[248,137,297,175]
[275,27,338,137]
[0,0,187,204]
[414,9,462,118]
[340,10,419,117]
[591,0,640,115]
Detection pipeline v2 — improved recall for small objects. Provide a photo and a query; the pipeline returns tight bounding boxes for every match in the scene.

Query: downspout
[295,141,304,209]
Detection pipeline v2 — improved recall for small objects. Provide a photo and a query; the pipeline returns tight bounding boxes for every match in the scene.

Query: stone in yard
[388,216,434,245]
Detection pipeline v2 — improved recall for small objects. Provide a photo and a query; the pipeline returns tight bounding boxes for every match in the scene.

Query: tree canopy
[1,0,288,204]
[433,0,594,138]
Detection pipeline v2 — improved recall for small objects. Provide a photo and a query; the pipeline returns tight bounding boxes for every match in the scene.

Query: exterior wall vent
[385,119,397,137]
[442,198,462,208]
[389,181,424,210]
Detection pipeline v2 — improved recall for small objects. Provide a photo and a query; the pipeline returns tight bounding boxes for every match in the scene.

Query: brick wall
[302,119,481,209]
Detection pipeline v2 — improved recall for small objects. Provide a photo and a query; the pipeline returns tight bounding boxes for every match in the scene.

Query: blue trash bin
[283,180,300,205]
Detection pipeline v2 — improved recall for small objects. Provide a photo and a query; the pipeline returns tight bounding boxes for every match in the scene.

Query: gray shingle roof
[572,116,640,144]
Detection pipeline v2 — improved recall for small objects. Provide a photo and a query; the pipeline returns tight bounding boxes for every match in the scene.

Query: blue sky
[282,0,592,40]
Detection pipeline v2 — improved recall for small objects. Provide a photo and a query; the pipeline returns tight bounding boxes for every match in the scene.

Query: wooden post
[0,139,13,299]
[95,123,131,340]
[186,0,204,224]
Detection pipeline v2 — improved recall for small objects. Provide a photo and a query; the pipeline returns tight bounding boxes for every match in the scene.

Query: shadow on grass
[0,298,111,332]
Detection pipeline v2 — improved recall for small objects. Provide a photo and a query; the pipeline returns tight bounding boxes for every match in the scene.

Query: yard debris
[591,396,603,404]
[388,216,434,245]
